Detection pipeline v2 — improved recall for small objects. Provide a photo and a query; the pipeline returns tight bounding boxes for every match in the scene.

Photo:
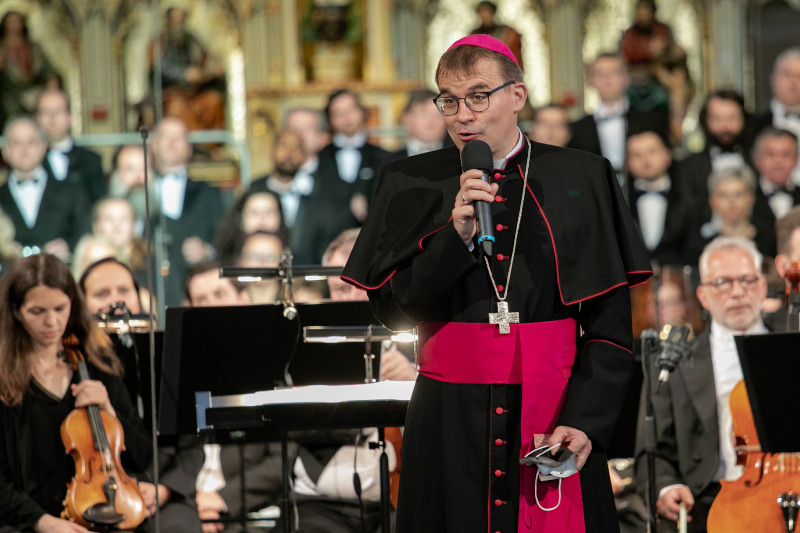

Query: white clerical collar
[51,137,73,153]
[333,132,367,149]
[493,129,524,170]
[634,175,671,193]
[595,99,629,120]
[771,98,800,119]
[710,319,768,343]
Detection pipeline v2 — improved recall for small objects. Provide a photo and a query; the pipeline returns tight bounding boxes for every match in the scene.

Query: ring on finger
[461,193,467,203]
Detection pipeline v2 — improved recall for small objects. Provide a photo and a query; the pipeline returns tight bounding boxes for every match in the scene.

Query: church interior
[0,0,800,531]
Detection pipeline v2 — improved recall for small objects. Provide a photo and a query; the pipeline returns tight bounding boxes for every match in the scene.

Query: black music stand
[112,331,163,428]
[735,332,800,453]
[287,301,380,385]
[158,304,296,437]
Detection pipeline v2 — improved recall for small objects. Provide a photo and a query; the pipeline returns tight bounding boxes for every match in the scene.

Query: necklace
[485,138,532,334]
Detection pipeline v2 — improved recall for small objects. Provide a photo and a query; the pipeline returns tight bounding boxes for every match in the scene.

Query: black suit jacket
[635,331,721,499]
[158,177,223,306]
[43,145,106,204]
[0,169,91,251]
[294,142,394,264]
[627,168,694,267]
[567,108,670,164]
[752,182,800,230]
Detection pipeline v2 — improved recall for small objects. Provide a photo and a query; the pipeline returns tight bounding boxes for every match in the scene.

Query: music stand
[112,330,163,429]
[287,301,382,385]
[735,332,800,452]
[158,304,297,437]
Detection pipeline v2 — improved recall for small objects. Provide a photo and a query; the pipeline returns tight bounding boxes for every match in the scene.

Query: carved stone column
[80,5,122,133]
[279,0,303,85]
[709,0,746,91]
[543,0,585,112]
[364,0,395,83]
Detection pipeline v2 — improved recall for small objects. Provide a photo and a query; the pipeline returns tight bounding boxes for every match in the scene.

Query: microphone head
[461,140,494,174]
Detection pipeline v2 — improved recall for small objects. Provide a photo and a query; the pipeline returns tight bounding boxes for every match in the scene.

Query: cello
[60,334,146,531]
[705,262,800,532]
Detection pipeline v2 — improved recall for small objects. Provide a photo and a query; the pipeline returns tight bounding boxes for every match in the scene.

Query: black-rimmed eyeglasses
[432,81,515,116]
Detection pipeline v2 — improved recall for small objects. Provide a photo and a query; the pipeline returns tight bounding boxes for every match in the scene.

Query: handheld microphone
[461,140,495,256]
[656,324,693,391]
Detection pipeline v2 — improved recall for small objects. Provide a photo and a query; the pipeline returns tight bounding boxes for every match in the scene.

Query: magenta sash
[418,319,586,533]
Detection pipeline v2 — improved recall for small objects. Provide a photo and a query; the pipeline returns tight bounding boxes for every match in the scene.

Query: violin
[705,265,800,532]
[60,335,146,531]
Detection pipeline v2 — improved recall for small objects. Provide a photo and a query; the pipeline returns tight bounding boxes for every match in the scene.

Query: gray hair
[2,115,47,145]
[698,236,763,280]
[773,47,800,75]
[707,165,756,194]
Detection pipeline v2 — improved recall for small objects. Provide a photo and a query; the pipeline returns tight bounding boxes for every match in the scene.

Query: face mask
[520,443,579,511]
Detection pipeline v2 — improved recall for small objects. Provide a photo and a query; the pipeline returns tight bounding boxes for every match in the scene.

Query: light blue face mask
[520,443,579,512]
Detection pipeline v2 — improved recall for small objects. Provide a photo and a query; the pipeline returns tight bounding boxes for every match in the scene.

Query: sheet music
[237,381,415,407]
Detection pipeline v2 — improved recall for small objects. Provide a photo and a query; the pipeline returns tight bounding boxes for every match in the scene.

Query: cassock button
[494,438,506,447]
[495,224,507,232]
[495,195,506,202]
[495,407,507,415]
[496,284,504,292]
[494,172,503,180]
[496,254,508,261]
[494,469,505,477]
[494,499,506,507]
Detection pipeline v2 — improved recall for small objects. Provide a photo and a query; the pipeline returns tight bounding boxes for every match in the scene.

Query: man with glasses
[635,236,768,532]
[343,34,651,533]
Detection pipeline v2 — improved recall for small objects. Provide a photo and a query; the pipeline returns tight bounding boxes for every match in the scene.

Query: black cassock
[343,138,651,533]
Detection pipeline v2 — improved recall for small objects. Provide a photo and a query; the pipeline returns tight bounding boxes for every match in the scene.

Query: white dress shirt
[47,137,73,182]
[157,168,188,221]
[333,132,367,184]
[8,167,48,228]
[196,443,226,493]
[709,319,768,482]
[760,176,795,220]
[634,176,670,250]
[595,100,628,172]
[267,172,314,228]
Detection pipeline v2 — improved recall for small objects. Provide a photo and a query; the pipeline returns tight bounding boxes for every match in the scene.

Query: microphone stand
[140,126,161,533]
[640,328,660,533]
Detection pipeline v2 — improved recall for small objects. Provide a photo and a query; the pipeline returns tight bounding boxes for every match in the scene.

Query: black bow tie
[631,187,668,203]
[766,187,792,197]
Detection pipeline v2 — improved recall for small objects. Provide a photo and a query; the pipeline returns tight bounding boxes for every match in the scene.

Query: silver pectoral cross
[489,301,519,335]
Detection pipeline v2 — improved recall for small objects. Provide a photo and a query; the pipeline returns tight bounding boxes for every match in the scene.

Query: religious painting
[583,0,705,143]
[425,0,550,107]
[0,3,76,129]
[118,1,245,139]
[299,0,365,82]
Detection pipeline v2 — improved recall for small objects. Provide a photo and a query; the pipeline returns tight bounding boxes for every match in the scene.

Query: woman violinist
[0,254,151,532]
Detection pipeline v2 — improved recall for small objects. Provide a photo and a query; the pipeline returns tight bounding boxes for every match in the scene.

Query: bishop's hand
[453,169,498,246]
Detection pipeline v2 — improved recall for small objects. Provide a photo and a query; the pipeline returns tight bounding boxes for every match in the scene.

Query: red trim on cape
[523,171,652,306]
[418,217,453,251]
[340,271,396,291]
[586,338,633,354]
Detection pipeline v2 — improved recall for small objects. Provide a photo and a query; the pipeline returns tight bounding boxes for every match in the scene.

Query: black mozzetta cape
[342,140,651,313]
